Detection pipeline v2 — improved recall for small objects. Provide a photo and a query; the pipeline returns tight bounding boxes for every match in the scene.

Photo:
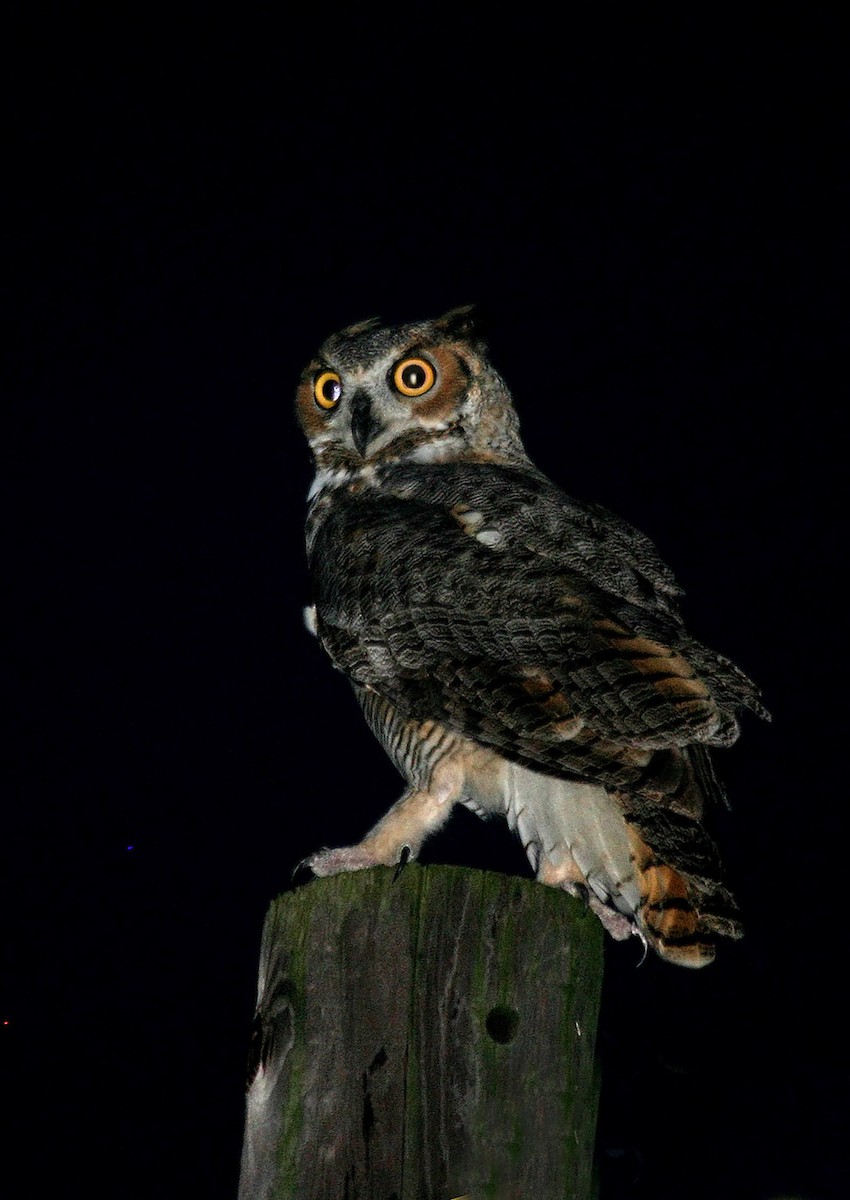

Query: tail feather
[500,754,742,967]
[626,826,720,967]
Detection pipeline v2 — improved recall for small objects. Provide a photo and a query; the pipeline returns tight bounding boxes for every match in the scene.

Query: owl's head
[296,306,527,476]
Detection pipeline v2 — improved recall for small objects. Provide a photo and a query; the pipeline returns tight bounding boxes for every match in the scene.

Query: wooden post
[238,864,603,1200]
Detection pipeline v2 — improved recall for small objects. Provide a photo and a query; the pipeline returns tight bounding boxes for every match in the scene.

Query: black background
[5,8,846,1198]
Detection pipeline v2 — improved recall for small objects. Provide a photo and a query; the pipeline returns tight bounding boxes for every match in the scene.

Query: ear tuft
[436,304,481,342]
[340,316,382,337]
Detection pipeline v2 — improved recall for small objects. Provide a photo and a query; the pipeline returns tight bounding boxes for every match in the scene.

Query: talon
[634,928,649,967]
[292,855,317,884]
[393,844,412,882]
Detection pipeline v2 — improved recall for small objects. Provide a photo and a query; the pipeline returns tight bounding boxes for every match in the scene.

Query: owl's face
[296,306,526,476]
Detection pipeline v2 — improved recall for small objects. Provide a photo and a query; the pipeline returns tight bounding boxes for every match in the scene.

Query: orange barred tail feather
[629,820,739,969]
[626,826,719,967]
[496,757,743,967]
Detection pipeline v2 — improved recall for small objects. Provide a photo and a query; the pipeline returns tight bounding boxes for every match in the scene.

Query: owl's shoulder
[375,459,683,612]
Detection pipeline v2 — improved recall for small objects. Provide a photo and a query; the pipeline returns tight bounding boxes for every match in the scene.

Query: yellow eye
[314,370,342,410]
[392,357,436,397]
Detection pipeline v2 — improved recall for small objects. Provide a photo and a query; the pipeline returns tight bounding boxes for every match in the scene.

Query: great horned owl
[295,306,767,967]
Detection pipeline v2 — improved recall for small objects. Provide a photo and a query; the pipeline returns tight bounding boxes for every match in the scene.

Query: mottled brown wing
[309,461,765,796]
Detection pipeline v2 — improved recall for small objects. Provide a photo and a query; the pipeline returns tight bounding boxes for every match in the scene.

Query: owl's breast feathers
[308,460,766,799]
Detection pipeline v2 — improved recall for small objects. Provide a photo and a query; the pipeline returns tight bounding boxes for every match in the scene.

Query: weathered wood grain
[238,865,603,1200]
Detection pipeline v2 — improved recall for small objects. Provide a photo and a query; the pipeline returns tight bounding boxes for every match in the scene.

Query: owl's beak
[350,388,383,458]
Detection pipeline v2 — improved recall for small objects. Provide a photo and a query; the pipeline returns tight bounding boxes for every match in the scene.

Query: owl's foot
[538,860,635,941]
[585,893,634,942]
[299,784,460,881]
[557,878,634,942]
[300,843,408,878]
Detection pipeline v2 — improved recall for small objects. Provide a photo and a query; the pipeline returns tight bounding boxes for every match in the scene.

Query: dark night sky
[5,9,846,1199]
